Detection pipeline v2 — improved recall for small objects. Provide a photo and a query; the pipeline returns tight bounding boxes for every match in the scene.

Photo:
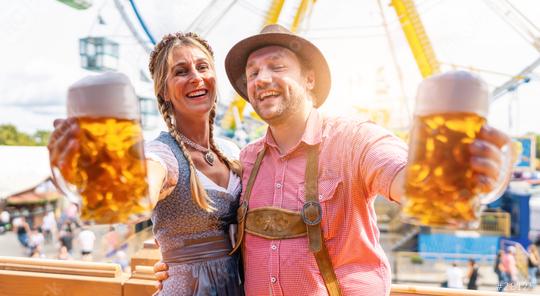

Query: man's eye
[198,64,209,71]
[175,69,187,76]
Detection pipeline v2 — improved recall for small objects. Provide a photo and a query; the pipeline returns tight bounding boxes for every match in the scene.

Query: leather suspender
[228,146,266,255]
[230,145,342,296]
[304,145,342,296]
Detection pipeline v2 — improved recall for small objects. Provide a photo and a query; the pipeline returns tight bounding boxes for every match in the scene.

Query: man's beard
[255,84,307,126]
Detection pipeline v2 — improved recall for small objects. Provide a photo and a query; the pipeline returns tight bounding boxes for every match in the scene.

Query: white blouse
[145,137,242,200]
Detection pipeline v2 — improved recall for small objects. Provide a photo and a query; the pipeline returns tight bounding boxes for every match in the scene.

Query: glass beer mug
[402,71,511,229]
[52,72,150,224]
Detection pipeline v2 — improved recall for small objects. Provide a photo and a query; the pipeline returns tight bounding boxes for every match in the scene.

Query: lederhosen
[230,144,342,296]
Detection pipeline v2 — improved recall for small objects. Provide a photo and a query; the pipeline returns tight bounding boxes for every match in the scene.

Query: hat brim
[225,32,331,108]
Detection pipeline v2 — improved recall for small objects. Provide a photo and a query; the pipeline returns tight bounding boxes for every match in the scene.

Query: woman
[48,32,244,295]
[466,258,479,290]
[494,250,507,292]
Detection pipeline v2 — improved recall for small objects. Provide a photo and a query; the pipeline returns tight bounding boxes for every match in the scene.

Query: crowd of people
[5,210,123,263]
[441,243,539,292]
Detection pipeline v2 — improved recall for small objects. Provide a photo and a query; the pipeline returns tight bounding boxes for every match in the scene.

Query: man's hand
[469,125,511,193]
[390,125,511,202]
[152,261,169,295]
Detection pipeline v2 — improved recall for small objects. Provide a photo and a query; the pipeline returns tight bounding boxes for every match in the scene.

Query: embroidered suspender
[230,145,342,296]
[304,145,342,296]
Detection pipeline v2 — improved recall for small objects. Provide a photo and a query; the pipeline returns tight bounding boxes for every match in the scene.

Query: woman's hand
[47,118,81,172]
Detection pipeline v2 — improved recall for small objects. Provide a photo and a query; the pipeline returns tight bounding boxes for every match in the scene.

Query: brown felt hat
[225,24,331,108]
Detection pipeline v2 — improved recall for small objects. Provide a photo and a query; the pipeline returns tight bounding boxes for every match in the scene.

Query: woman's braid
[161,104,215,211]
[150,31,240,212]
[208,104,242,176]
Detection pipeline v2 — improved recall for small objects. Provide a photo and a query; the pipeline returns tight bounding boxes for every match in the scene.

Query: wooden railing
[391,284,530,295]
[0,242,531,296]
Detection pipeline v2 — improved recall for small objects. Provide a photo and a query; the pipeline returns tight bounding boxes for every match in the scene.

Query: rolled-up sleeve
[354,122,408,200]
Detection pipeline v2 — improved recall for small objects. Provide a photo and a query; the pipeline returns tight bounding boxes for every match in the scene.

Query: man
[154,24,510,295]
[446,263,464,289]
[77,223,96,261]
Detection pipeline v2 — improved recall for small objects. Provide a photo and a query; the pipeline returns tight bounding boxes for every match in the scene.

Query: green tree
[536,134,540,158]
[0,124,50,146]
[33,130,51,146]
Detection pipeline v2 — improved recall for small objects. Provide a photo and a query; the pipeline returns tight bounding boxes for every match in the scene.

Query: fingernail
[472,141,484,150]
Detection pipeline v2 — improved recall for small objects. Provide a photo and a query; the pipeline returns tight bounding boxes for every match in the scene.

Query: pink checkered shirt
[240,109,408,296]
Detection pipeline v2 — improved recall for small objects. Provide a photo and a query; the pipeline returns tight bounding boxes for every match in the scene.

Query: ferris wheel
[57,0,540,134]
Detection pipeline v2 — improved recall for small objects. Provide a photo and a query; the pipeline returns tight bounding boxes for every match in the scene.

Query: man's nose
[255,69,272,87]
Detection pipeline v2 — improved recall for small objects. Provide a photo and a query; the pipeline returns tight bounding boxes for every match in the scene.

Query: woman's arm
[146,159,167,208]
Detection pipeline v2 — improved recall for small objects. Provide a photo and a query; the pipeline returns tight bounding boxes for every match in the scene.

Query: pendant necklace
[177,133,215,166]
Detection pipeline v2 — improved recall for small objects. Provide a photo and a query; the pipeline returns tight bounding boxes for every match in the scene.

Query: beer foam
[414,71,489,117]
[67,72,140,120]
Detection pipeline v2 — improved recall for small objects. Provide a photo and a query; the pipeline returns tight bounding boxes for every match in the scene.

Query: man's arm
[389,168,406,204]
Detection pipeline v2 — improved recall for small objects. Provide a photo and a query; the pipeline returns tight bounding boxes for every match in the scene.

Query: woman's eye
[248,71,258,79]
[175,69,187,76]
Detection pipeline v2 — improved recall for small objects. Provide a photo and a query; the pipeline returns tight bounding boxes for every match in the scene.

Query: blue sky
[1,0,539,135]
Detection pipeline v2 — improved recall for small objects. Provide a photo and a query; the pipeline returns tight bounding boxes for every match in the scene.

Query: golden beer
[61,117,149,224]
[400,71,508,229]
[403,112,486,227]
[53,72,150,224]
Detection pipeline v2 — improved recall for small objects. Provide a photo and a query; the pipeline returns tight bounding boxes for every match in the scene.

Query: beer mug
[51,72,150,224]
[402,71,511,228]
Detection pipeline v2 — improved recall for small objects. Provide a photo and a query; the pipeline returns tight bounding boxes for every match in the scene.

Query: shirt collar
[261,108,323,152]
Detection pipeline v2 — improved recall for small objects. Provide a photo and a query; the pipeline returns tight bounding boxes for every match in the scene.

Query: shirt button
[319,194,323,200]
[271,276,277,283]
[271,244,277,251]
[276,183,282,189]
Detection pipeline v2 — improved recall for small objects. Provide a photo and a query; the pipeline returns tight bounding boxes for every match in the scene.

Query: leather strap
[303,145,342,296]
[228,146,266,255]
[231,144,342,295]
[245,207,306,239]
[303,145,323,253]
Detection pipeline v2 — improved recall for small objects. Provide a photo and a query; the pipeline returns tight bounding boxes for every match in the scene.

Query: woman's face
[165,45,216,119]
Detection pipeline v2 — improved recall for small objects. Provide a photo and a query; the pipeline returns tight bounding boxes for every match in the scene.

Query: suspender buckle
[301,201,322,226]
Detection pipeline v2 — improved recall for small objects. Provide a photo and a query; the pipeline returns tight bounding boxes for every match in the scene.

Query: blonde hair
[149,32,242,212]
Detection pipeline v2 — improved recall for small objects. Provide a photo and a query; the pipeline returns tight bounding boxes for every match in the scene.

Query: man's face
[245,46,314,125]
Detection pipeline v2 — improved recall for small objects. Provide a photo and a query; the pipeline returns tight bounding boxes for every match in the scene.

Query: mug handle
[50,166,83,206]
[480,143,513,205]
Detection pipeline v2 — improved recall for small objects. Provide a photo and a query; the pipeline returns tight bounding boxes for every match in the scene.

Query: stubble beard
[255,84,307,127]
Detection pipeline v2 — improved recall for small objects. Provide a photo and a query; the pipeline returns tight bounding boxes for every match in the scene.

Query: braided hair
[149,32,242,212]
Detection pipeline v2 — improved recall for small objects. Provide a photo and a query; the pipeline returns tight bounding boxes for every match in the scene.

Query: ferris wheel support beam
[391,0,440,78]
[128,0,156,45]
[113,0,152,54]
[492,56,540,101]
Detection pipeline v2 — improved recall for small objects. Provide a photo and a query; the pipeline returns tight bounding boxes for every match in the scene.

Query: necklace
[177,133,215,166]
